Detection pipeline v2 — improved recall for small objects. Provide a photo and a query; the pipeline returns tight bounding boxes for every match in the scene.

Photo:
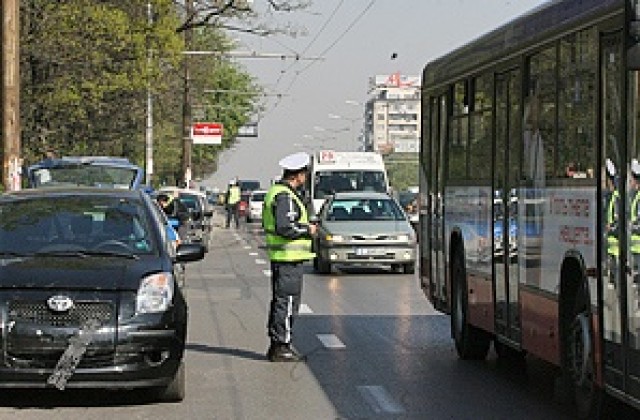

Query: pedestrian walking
[262,152,317,362]
[225,179,241,229]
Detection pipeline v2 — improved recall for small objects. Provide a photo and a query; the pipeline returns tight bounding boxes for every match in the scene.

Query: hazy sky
[202,0,548,190]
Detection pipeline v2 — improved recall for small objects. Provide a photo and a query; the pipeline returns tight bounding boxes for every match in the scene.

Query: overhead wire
[283,0,376,95]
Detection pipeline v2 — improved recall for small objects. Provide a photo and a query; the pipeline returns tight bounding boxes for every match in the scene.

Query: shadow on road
[186,342,266,361]
[0,387,161,408]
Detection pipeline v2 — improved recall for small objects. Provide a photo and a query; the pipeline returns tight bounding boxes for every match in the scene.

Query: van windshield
[313,170,386,199]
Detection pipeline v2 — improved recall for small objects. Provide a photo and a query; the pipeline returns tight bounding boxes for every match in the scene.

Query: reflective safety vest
[607,190,620,257]
[631,191,640,254]
[262,184,315,262]
[227,185,241,204]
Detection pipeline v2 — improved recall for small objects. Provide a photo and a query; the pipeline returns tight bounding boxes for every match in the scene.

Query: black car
[0,188,204,400]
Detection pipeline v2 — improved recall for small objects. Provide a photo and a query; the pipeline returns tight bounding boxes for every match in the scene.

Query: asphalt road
[0,209,635,419]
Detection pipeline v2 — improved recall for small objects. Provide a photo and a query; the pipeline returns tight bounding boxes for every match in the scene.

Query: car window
[251,193,265,202]
[327,198,405,221]
[179,194,201,211]
[0,196,155,254]
[31,165,139,189]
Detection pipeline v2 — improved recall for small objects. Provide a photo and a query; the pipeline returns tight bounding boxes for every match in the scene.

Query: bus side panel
[520,288,560,366]
[467,273,495,334]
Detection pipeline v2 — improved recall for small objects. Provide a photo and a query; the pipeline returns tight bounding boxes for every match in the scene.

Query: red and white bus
[419,0,640,416]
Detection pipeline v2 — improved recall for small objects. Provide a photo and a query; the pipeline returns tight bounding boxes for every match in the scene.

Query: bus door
[493,69,522,344]
[432,94,447,307]
[601,28,640,399]
[600,30,639,398]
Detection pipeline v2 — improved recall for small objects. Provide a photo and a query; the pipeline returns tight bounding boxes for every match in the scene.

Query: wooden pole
[181,0,193,187]
[2,0,21,191]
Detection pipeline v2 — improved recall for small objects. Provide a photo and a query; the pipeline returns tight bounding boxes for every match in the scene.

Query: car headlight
[326,234,345,243]
[136,272,174,314]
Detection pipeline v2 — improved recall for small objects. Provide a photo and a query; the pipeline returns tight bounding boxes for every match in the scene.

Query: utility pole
[181,0,193,188]
[145,1,153,187]
[2,0,21,191]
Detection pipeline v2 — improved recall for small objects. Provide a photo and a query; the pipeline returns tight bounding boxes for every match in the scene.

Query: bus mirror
[628,1,640,69]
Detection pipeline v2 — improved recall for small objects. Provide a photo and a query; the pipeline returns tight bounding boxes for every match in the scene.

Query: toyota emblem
[47,295,74,312]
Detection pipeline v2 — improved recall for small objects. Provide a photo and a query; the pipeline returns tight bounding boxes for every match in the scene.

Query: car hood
[322,220,412,236]
[0,255,158,290]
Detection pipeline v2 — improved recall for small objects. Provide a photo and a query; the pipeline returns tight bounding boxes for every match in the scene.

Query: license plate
[47,318,101,390]
[355,248,384,256]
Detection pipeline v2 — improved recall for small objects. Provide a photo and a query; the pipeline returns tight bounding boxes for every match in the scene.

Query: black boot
[267,343,304,362]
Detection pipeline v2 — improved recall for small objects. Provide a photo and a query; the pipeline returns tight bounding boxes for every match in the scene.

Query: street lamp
[327,114,360,150]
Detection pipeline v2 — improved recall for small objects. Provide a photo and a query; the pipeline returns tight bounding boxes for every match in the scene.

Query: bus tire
[451,250,490,360]
[563,283,601,418]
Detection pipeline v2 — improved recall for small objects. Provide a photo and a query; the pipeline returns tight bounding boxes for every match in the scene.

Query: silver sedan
[313,191,417,274]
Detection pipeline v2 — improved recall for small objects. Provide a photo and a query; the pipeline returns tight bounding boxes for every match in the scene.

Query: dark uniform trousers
[268,261,304,344]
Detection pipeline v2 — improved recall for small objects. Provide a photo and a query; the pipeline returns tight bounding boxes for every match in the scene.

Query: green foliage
[17,0,261,186]
[385,154,418,192]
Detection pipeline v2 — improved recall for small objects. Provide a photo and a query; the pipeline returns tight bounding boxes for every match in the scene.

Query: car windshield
[251,193,265,202]
[179,194,201,210]
[314,171,386,199]
[239,180,261,192]
[326,198,405,221]
[31,166,139,189]
[0,195,155,255]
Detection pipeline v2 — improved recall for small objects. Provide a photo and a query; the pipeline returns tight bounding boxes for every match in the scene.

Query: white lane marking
[357,385,405,414]
[316,334,345,349]
[262,269,271,277]
[249,252,258,256]
[299,303,313,314]
[244,245,252,250]
[255,259,267,265]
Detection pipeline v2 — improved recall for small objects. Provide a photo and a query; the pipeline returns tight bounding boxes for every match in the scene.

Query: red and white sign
[191,122,223,145]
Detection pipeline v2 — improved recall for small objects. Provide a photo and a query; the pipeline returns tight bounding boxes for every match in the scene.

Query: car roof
[331,191,391,200]
[1,186,143,201]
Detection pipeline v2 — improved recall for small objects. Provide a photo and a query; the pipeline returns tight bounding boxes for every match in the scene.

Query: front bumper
[0,291,186,389]
[318,243,416,265]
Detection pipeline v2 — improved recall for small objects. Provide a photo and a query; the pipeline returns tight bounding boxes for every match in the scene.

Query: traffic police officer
[606,158,620,284]
[262,152,317,362]
[629,159,640,284]
[225,179,241,229]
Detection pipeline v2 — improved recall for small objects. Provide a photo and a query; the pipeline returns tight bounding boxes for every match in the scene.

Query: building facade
[363,73,421,155]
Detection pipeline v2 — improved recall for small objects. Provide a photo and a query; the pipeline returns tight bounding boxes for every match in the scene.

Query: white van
[307,150,389,214]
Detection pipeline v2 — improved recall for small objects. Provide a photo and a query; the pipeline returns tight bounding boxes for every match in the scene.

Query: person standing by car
[262,152,317,362]
[225,179,241,229]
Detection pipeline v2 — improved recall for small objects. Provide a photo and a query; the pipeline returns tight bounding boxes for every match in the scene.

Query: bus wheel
[564,284,601,418]
[451,250,490,360]
[494,340,526,366]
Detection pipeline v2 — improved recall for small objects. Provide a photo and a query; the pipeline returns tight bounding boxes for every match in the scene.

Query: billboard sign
[191,122,223,145]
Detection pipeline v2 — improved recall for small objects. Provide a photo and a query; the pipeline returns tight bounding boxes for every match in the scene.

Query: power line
[284,0,376,94]
[275,0,345,86]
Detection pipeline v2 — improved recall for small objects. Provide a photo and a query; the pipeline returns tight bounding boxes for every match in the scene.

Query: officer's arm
[274,193,311,239]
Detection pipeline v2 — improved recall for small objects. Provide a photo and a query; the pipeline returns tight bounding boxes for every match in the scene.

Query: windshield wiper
[35,250,139,260]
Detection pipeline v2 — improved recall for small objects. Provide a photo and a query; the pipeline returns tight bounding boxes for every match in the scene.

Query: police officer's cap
[229,179,236,185]
[632,158,640,179]
[606,158,616,179]
[279,152,310,171]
